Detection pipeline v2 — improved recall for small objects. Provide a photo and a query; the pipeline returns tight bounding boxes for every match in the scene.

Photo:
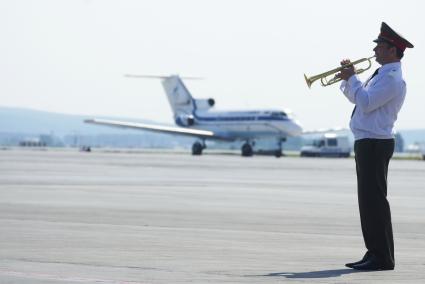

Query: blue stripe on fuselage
[191,114,289,122]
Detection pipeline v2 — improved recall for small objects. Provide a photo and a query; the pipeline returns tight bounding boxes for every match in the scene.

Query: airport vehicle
[85,75,303,157]
[300,133,351,157]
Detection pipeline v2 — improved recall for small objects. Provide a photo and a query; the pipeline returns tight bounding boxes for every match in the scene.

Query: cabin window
[327,138,337,146]
[313,140,325,147]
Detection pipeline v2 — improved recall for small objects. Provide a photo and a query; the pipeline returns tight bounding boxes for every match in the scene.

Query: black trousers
[354,138,395,267]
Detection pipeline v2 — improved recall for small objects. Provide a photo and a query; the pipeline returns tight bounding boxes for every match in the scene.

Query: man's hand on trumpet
[336,59,355,81]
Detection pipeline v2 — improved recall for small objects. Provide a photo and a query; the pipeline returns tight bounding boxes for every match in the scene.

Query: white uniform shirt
[340,62,406,140]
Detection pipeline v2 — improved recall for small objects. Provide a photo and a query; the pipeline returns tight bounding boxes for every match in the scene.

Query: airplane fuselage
[176,109,303,140]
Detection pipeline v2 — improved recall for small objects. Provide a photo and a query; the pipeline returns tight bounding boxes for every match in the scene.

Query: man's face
[373,42,396,65]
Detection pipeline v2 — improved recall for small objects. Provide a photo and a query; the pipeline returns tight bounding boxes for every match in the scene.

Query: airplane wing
[302,127,348,135]
[84,118,232,141]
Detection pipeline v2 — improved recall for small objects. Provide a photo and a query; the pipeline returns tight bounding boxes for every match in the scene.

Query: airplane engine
[195,98,215,110]
[176,114,195,126]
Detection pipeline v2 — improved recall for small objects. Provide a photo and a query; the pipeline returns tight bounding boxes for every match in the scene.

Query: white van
[300,133,351,158]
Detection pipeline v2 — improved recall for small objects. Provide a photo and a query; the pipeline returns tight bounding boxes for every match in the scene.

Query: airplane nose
[292,120,303,136]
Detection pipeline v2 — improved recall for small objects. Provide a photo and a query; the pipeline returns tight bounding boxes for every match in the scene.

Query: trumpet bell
[304,74,313,89]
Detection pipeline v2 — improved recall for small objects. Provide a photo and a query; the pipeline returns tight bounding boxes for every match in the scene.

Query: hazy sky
[1,0,424,130]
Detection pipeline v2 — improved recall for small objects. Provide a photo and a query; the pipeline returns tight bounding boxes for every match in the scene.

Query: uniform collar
[379,62,401,73]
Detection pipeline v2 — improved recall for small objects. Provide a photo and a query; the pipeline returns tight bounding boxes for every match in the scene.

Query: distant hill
[398,129,425,145]
[0,106,193,148]
[0,106,157,135]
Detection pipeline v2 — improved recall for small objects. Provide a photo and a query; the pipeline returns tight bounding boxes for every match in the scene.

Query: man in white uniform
[337,22,413,271]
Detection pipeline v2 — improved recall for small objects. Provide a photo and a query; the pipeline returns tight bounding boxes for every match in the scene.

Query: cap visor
[373,38,386,43]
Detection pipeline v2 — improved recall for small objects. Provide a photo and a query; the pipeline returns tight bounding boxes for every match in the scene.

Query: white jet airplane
[85,75,303,157]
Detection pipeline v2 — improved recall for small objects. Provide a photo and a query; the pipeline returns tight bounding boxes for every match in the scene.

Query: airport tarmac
[0,148,425,283]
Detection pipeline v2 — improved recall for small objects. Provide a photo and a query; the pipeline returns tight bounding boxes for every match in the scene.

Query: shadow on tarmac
[259,268,362,279]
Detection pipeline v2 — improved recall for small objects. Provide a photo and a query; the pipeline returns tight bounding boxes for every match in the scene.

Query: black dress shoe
[345,252,371,268]
[352,256,394,271]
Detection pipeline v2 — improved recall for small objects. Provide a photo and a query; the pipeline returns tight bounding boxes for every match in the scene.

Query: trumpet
[304,56,375,88]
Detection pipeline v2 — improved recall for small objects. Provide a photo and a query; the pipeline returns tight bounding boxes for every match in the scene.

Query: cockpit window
[271,111,287,117]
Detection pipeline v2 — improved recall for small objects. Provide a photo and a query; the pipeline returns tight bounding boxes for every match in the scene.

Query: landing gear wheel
[241,143,253,157]
[275,138,285,158]
[192,142,203,155]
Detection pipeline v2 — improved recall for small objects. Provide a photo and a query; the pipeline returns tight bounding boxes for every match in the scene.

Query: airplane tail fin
[125,74,197,116]
[161,75,196,116]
